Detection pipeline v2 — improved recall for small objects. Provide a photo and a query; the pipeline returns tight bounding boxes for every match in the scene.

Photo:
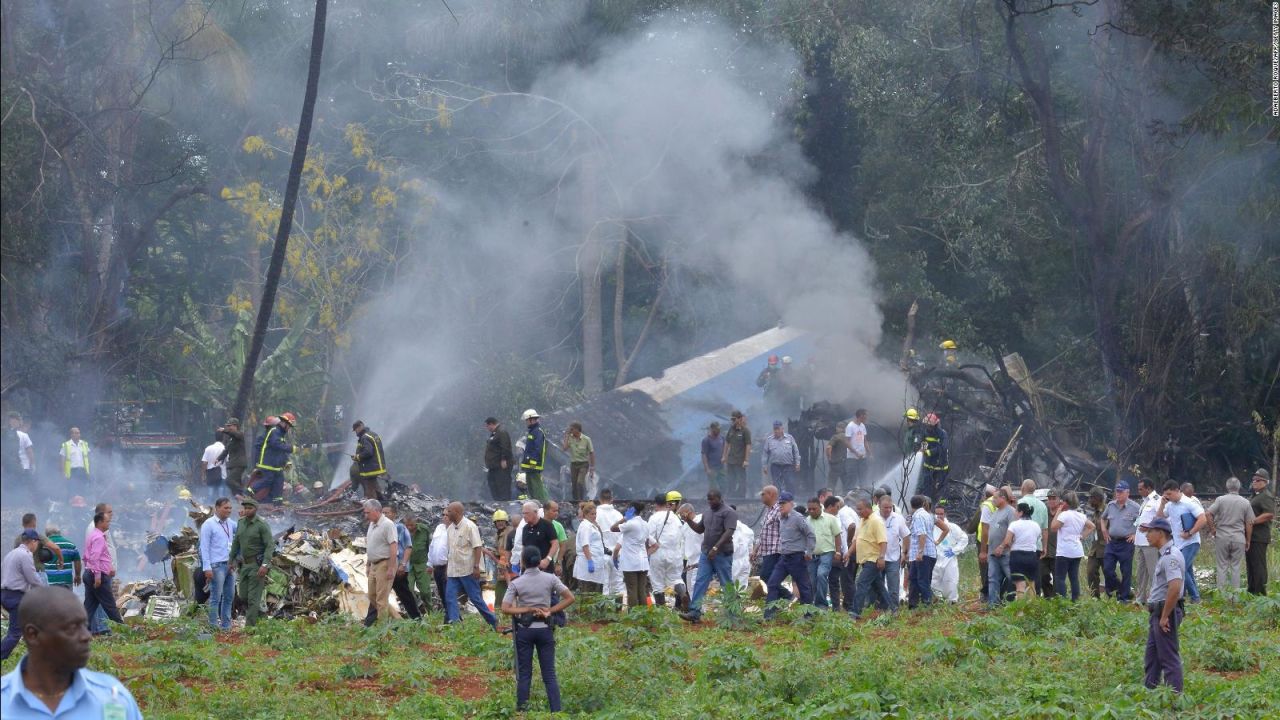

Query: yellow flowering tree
[220,123,431,419]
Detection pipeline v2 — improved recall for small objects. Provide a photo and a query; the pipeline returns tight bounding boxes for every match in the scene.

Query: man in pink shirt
[82,510,123,634]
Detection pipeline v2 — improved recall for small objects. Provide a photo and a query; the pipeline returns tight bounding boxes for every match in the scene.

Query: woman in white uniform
[930,503,969,602]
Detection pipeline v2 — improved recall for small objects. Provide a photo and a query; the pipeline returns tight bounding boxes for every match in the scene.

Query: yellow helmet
[665,490,683,504]
[492,510,509,522]
[177,486,193,500]
[939,340,957,350]
[904,408,920,421]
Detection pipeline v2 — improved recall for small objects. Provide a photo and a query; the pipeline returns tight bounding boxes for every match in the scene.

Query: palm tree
[230,0,328,422]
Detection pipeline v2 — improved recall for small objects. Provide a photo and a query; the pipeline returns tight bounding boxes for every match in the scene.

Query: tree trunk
[230,0,328,422]
[580,153,604,396]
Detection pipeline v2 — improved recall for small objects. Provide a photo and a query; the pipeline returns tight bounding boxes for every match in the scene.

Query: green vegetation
[5,586,1276,718]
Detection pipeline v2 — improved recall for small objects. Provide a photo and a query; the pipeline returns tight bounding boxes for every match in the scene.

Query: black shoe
[678,611,700,623]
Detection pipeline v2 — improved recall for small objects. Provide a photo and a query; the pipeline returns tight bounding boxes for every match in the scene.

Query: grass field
[4,556,1278,718]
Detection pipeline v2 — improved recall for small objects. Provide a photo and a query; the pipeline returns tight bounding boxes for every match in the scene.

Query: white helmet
[781,356,793,365]
[521,408,540,421]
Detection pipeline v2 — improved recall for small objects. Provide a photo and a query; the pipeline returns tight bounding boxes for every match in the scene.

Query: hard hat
[279,411,298,425]
[939,340,957,350]
[767,355,779,365]
[665,490,683,504]
[521,408,540,421]
[925,412,941,425]
[264,415,279,426]
[70,495,87,508]
[312,481,325,490]
[177,486,192,500]
[782,356,793,364]
[493,510,509,522]
[904,408,920,421]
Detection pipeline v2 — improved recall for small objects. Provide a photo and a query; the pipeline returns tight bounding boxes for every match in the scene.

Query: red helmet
[768,355,779,366]
[925,413,941,425]
[279,412,298,425]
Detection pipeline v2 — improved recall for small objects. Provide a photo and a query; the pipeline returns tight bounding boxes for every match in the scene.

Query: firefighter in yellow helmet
[939,339,959,365]
[903,408,925,456]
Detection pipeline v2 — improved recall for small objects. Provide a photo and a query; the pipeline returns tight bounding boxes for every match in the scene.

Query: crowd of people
[4,396,1275,710]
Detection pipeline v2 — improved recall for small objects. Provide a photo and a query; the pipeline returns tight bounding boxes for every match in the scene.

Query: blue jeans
[769,464,797,493]
[1103,539,1135,601]
[1054,556,1082,601]
[851,562,890,618]
[907,555,936,608]
[90,606,108,634]
[1180,543,1200,601]
[881,560,902,611]
[987,554,1012,607]
[759,554,792,600]
[514,625,560,711]
[808,552,833,608]
[207,562,235,630]
[445,575,498,628]
[765,552,813,619]
[687,551,735,618]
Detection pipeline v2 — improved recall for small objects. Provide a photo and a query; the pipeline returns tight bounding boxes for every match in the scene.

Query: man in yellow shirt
[850,498,890,618]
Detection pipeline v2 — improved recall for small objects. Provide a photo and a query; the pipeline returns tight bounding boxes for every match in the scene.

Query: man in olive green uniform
[403,513,433,614]
[1247,469,1275,595]
[230,497,274,627]
[1085,489,1106,598]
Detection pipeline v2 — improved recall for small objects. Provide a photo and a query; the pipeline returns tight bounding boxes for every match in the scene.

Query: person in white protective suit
[647,491,688,609]
[594,489,625,600]
[678,502,703,605]
[931,502,970,602]
[732,519,755,590]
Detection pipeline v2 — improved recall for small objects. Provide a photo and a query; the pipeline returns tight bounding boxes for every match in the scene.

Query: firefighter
[756,355,780,396]
[921,413,950,500]
[902,408,924,456]
[939,339,959,366]
[520,409,548,502]
[351,421,389,501]
[251,413,294,504]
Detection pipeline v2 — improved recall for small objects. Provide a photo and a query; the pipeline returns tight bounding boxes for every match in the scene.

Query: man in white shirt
[594,489,625,599]
[428,515,452,613]
[1157,481,1207,603]
[1132,477,1162,604]
[878,495,910,611]
[647,492,686,609]
[5,412,34,477]
[200,433,227,501]
[59,427,91,484]
[844,409,872,491]
[828,495,857,611]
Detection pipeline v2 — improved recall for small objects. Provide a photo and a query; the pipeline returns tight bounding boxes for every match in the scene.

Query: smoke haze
[340,11,909,478]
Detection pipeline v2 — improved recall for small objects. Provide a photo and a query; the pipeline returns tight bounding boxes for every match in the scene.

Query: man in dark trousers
[484,417,513,501]
[519,409,548,502]
[217,418,248,496]
[230,497,273,627]
[352,421,389,501]
[1142,518,1185,693]
[1246,469,1275,595]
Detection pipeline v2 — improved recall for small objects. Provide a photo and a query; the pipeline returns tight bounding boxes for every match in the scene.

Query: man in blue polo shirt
[1,586,143,719]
